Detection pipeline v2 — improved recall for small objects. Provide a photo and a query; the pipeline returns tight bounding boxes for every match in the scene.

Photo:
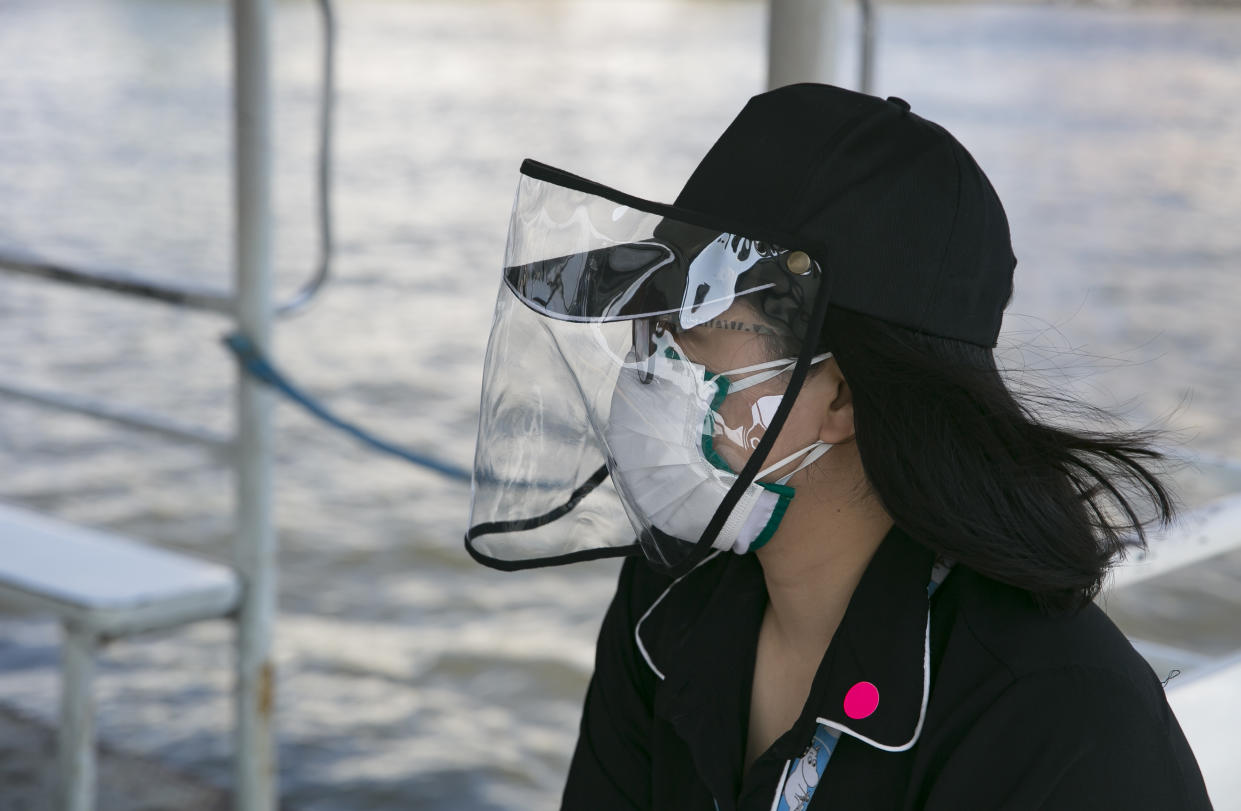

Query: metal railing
[0,0,335,323]
[0,0,336,441]
[0,0,336,807]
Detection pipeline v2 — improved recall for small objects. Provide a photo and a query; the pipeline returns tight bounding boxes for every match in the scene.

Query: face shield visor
[467,161,831,576]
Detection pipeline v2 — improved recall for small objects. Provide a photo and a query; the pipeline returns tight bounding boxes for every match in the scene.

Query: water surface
[1,1,1239,807]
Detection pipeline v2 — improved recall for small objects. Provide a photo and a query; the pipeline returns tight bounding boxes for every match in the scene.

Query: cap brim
[504,217,803,325]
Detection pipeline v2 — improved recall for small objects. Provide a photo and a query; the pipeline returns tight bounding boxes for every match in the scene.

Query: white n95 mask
[605,332,832,556]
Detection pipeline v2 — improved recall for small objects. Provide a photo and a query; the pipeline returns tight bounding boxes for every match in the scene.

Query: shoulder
[590,555,681,686]
[935,565,1177,726]
[619,553,681,602]
[920,567,1211,808]
[607,554,683,640]
[939,564,1162,688]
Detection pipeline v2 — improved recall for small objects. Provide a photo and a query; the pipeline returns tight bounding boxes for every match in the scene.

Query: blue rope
[222,331,472,483]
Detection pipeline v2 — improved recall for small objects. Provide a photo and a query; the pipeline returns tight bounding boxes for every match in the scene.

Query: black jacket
[562,526,1213,809]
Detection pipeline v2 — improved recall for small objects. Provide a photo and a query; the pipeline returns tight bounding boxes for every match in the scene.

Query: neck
[754,444,892,657]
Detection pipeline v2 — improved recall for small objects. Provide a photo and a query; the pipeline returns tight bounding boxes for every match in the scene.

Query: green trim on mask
[696,366,796,553]
[702,433,732,473]
[661,341,735,474]
[701,374,733,473]
[748,483,793,551]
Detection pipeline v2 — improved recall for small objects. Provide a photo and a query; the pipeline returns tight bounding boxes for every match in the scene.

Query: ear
[816,359,856,444]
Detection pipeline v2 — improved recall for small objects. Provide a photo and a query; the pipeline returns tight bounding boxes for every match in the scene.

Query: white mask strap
[719,352,833,393]
[758,440,832,483]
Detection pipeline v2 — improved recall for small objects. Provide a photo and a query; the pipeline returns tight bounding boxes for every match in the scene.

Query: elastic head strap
[765,441,832,484]
[718,352,833,393]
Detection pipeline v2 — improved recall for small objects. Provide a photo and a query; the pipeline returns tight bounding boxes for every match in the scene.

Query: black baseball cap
[674,83,1016,348]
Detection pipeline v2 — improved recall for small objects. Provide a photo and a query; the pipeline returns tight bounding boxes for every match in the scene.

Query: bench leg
[58,625,97,811]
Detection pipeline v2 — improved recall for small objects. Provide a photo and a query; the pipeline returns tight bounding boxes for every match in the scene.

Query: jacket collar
[635,525,936,797]
[803,527,935,750]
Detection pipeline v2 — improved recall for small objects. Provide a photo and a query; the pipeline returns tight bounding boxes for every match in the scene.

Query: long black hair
[819,305,1176,615]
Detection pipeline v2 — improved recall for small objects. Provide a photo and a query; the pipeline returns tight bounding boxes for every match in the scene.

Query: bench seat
[0,502,240,636]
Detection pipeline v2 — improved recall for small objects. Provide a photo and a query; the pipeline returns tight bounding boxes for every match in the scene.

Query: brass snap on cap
[784,250,813,275]
[886,96,911,112]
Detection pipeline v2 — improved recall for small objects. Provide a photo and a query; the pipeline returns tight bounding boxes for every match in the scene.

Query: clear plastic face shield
[467,163,829,575]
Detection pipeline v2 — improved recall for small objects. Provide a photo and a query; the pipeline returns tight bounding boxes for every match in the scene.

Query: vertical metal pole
[58,625,97,811]
[231,0,277,809]
[859,0,876,94]
[766,0,839,91]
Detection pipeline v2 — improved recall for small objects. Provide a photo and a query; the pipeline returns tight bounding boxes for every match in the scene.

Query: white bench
[0,502,240,811]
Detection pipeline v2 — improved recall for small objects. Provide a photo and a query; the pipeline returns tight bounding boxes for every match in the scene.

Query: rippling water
[1,0,1240,807]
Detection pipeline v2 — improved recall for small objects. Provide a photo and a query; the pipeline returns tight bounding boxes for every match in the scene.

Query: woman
[465,84,1212,809]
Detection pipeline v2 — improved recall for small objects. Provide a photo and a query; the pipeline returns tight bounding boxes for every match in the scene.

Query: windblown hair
[818,305,1176,615]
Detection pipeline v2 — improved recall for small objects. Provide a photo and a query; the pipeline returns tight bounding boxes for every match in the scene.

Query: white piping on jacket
[768,758,793,811]
[634,550,723,681]
[814,610,932,752]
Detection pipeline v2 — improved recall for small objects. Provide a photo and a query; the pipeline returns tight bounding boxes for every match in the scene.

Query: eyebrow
[696,318,788,336]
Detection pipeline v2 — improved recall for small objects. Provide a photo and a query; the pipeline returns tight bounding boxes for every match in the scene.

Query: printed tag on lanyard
[776,725,842,811]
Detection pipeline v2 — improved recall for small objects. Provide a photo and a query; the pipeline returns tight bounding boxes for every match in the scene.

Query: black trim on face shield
[521,160,822,253]
[632,319,655,384]
[464,465,639,571]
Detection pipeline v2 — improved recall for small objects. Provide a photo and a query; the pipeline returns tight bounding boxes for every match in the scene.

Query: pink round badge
[843,681,880,719]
